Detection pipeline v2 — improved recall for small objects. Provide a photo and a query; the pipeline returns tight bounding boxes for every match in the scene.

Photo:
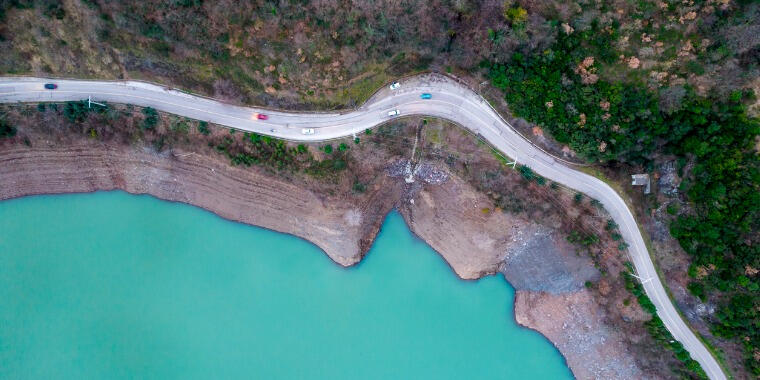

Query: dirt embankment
[0,141,401,267]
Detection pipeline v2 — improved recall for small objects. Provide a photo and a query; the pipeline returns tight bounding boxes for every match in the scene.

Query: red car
[256,113,268,120]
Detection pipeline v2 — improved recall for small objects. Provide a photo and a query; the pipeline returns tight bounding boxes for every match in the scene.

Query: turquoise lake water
[0,191,572,379]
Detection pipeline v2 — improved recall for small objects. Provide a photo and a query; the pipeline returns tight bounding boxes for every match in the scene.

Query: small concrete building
[631,174,651,194]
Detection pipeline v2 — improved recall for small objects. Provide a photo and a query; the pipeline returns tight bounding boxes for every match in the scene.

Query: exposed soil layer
[0,141,401,267]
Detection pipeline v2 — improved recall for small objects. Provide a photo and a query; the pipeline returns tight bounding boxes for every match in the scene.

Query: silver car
[301,128,315,135]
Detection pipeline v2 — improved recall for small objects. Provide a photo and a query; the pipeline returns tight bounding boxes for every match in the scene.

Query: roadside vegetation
[624,262,707,379]
[0,100,352,182]
[0,114,16,138]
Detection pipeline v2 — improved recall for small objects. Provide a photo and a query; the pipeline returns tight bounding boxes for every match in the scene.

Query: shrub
[0,118,17,138]
[197,121,210,135]
[323,144,333,154]
[141,107,159,130]
[687,281,706,301]
[352,180,366,193]
[518,165,534,180]
[171,120,189,133]
[504,6,528,28]
[332,158,346,170]
[63,100,91,123]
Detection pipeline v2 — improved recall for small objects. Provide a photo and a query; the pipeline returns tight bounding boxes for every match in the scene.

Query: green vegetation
[488,24,660,164]
[517,165,535,181]
[170,118,190,134]
[566,230,599,247]
[503,6,527,29]
[624,263,707,379]
[141,107,159,130]
[212,131,348,179]
[63,100,96,123]
[0,116,16,138]
[488,18,760,374]
[215,132,296,171]
[352,179,366,193]
[197,121,210,135]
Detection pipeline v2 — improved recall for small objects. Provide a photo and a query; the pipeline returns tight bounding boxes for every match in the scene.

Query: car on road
[420,93,432,99]
[44,83,57,90]
[301,128,315,135]
[389,82,400,90]
[387,109,400,117]
[254,113,268,120]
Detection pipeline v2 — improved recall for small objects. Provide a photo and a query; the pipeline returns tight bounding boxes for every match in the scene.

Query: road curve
[0,74,726,379]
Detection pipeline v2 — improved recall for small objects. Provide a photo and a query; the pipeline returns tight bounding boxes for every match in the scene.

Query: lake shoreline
[0,121,657,378]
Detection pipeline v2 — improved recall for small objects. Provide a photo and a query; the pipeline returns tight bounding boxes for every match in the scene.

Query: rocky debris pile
[415,162,449,184]
[515,291,646,380]
[386,160,449,185]
[657,160,680,196]
[386,159,408,177]
[501,225,599,294]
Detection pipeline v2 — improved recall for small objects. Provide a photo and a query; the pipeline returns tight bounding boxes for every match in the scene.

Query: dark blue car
[420,93,432,99]
[44,83,58,90]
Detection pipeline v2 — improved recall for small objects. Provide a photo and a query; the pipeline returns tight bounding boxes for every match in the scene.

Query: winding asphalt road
[0,74,726,379]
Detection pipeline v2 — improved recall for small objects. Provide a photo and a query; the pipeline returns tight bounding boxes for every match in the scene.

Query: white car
[387,109,400,117]
[301,128,315,135]
[389,82,400,90]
